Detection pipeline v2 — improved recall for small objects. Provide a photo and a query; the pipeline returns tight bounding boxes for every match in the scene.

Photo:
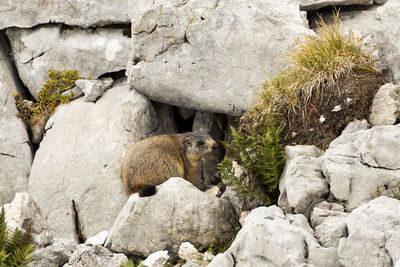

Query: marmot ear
[185,137,192,145]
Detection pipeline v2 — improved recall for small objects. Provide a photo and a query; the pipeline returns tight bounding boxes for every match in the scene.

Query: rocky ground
[1,0,400,266]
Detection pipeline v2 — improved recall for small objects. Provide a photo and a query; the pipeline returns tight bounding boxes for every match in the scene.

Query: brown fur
[122,132,217,196]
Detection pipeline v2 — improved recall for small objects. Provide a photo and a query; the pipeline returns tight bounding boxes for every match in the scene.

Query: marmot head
[182,132,217,162]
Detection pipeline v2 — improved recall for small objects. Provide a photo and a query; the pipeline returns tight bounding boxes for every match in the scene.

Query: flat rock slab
[106,178,238,257]
[128,0,312,116]
[29,82,159,241]
[6,25,130,100]
[0,37,31,206]
[0,0,131,30]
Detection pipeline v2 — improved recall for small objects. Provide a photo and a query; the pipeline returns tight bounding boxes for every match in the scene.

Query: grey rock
[369,83,400,126]
[6,25,130,100]
[177,107,196,121]
[286,214,314,235]
[30,241,77,267]
[279,156,329,217]
[152,102,178,134]
[278,145,324,213]
[208,206,320,267]
[0,0,131,29]
[178,242,202,262]
[3,192,53,249]
[61,86,84,100]
[308,247,343,267]
[0,36,31,206]
[63,244,128,267]
[142,250,169,267]
[106,178,238,257]
[315,218,348,248]
[341,119,369,135]
[29,82,159,241]
[338,196,400,267]
[338,0,400,82]
[299,0,373,11]
[75,78,114,102]
[128,0,313,115]
[85,231,108,247]
[322,125,400,211]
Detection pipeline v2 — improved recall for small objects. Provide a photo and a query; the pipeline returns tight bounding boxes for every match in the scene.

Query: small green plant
[218,126,286,205]
[14,70,82,126]
[0,208,34,267]
[120,259,135,267]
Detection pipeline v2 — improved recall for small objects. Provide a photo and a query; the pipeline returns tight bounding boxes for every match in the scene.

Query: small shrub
[14,70,82,127]
[0,208,34,267]
[218,126,286,206]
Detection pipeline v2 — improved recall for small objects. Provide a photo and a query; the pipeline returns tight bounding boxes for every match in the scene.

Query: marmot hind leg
[138,184,157,197]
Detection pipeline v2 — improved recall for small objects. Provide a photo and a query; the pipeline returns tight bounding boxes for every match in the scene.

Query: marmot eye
[197,141,205,146]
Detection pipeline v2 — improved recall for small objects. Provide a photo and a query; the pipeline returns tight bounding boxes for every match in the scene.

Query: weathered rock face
[279,156,329,217]
[208,206,320,267]
[3,192,53,249]
[338,0,400,82]
[278,145,324,215]
[321,125,400,211]
[338,196,400,267]
[128,0,313,116]
[105,178,238,257]
[0,37,31,206]
[369,83,400,126]
[64,244,128,267]
[299,0,374,11]
[6,25,130,99]
[29,81,159,241]
[30,241,77,267]
[0,0,131,30]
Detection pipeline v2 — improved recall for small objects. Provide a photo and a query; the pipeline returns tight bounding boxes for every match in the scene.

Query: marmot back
[122,132,217,197]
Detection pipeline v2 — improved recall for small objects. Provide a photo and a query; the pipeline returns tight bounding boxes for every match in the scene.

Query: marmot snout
[122,132,217,197]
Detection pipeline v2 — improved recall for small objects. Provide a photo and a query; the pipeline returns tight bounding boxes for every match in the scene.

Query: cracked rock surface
[0,36,31,206]
[0,0,131,30]
[128,0,313,116]
[208,205,320,266]
[299,0,375,11]
[6,25,130,100]
[105,178,238,257]
[29,81,159,241]
[321,124,400,211]
[338,196,400,267]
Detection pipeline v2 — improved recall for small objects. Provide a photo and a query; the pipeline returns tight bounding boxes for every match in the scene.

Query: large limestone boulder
[29,81,159,242]
[3,192,53,249]
[337,0,400,82]
[0,36,31,206]
[0,0,131,30]
[338,196,400,267]
[128,0,313,116]
[105,178,238,257]
[6,25,130,99]
[321,125,400,211]
[30,241,77,267]
[208,206,320,266]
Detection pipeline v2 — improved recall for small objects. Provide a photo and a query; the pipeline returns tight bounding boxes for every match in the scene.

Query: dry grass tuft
[240,12,385,149]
